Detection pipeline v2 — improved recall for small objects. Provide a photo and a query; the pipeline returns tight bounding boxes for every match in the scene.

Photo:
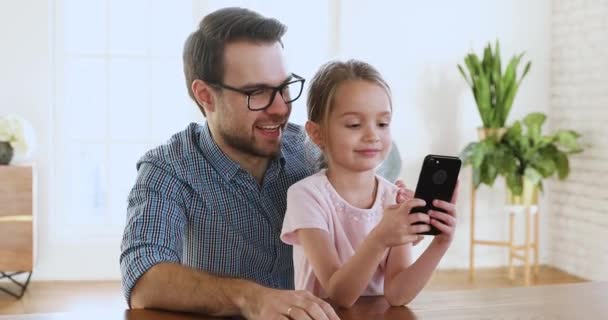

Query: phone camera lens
[433,170,448,185]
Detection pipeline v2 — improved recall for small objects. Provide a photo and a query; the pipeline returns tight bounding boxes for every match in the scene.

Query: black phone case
[411,155,462,235]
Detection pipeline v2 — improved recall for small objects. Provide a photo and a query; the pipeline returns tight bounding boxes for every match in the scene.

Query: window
[54,0,200,239]
[52,0,331,242]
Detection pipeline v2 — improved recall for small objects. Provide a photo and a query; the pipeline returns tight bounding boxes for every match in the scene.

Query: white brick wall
[548,0,608,280]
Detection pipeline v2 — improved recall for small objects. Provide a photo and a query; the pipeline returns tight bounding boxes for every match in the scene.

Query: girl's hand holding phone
[371,199,430,248]
[429,180,460,245]
[394,180,424,246]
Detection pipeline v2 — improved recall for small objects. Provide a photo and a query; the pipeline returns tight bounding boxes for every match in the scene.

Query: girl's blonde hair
[307,59,392,127]
[306,59,392,168]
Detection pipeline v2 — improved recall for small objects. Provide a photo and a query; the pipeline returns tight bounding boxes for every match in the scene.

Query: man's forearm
[130,262,260,316]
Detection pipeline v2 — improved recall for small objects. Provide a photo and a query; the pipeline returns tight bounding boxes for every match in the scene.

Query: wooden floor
[425,265,586,291]
[0,265,586,315]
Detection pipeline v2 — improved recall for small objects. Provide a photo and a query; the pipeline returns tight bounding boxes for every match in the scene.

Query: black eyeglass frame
[207,73,305,111]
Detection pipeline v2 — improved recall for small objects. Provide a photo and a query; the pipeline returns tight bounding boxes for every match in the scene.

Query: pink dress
[280,170,399,298]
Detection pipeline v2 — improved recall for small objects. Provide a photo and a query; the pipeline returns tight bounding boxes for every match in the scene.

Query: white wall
[546,0,608,281]
[1,0,554,280]
[0,0,55,278]
[1,0,139,280]
[337,0,552,268]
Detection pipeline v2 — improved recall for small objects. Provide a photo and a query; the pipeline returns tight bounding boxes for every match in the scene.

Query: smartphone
[411,154,462,235]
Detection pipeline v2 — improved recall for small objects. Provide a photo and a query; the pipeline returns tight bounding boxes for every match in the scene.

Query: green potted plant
[458,40,531,140]
[458,40,533,189]
[461,112,583,204]
[500,112,583,203]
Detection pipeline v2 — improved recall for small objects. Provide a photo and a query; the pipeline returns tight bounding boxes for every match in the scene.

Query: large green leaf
[473,168,482,188]
[523,112,546,143]
[465,54,478,76]
[460,142,477,164]
[471,143,486,168]
[520,136,533,160]
[483,44,493,71]
[504,121,522,146]
[519,61,532,84]
[494,40,502,75]
[466,54,480,79]
[500,81,516,125]
[538,135,556,148]
[458,64,472,87]
[470,54,483,75]
[554,130,583,152]
[494,74,503,110]
[533,157,556,177]
[502,156,519,175]
[524,167,543,186]
[462,137,515,190]
[506,174,523,196]
[555,151,570,180]
[503,54,520,91]
[481,159,499,186]
[492,41,502,100]
[499,54,523,126]
[476,71,492,127]
[496,145,518,174]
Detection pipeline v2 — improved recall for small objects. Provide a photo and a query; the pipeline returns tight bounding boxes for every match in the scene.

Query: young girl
[280,60,458,308]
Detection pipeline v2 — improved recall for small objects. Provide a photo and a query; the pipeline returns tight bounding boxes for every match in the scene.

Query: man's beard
[218,126,281,158]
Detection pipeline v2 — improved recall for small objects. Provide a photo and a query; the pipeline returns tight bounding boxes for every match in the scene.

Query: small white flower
[0,114,30,155]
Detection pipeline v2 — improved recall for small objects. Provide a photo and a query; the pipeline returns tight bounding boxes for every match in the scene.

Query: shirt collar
[199,122,241,181]
[199,122,287,181]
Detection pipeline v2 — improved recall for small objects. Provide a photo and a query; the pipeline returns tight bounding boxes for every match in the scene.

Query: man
[120,7,416,320]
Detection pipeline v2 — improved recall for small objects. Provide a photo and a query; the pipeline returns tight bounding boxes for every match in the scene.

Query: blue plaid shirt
[120,122,318,304]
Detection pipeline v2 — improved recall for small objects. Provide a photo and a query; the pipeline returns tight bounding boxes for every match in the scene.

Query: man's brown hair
[183,7,287,116]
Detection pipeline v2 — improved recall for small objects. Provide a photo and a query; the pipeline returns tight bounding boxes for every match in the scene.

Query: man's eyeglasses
[208,73,305,111]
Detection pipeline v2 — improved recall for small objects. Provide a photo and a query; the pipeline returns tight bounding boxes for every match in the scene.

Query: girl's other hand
[394,180,414,204]
[373,199,430,248]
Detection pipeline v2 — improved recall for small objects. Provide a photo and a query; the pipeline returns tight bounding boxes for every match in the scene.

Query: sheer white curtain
[52,0,330,278]
[53,0,198,241]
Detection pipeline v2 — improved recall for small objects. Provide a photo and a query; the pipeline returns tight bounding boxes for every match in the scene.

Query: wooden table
[2,282,606,319]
